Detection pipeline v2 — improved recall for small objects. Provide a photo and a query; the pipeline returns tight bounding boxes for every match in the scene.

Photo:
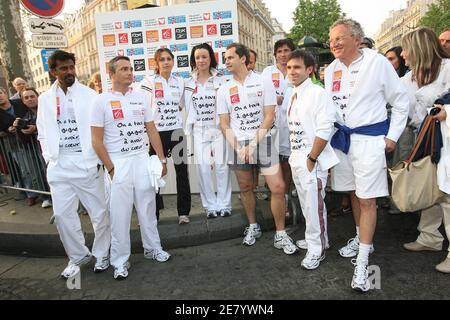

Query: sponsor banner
[96,0,238,92]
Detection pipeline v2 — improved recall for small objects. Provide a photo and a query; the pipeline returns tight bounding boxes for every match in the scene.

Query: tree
[419,0,450,36]
[289,0,343,45]
[0,0,33,95]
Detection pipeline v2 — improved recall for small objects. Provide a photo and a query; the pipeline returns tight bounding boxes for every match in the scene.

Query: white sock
[356,226,360,238]
[276,230,287,237]
[357,243,372,265]
[250,223,258,229]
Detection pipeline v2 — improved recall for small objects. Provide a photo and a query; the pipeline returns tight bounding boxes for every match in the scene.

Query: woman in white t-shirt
[400,27,450,273]
[139,48,191,225]
[184,43,232,218]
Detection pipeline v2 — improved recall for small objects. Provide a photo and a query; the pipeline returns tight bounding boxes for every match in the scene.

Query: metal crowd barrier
[0,132,50,196]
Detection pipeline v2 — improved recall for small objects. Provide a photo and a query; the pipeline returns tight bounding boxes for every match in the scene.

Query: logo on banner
[168,15,186,24]
[124,20,142,29]
[213,11,232,20]
[131,32,143,44]
[146,30,159,43]
[215,39,233,48]
[207,24,217,36]
[158,17,166,25]
[117,49,125,56]
[118,33,128,44]
[220,23,233,36]
[102,34,116,47]
[148,58,157,71]
[190,26,203,38]
[170,44,188,52]
[126,48,144,56]
[203,13,211,20]
[162,28,172,40]
[110,101,124,120]
[114,22,122,30]
[257,91,263,97]
[177,55,189,68]
[134,59,145,72]
[175,27,187,40]
[230,86,240,104]
[155,82,164,98]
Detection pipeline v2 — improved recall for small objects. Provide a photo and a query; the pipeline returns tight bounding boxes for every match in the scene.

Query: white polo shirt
[138,74,184,132]
[90,89,153,158]
[185,73,226,128]
[261,65,288,101]
[329,54,364,125]
[217,71,277,141]
[56,86,82,153]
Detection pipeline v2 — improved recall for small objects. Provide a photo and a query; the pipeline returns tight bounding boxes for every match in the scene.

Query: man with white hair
[325,19,409,292]
[11,77,27,101]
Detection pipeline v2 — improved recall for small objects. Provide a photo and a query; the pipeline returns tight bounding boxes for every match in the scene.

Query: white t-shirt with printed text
[90,90,153,158]
[217,71,277,141]
[56,86,82,153]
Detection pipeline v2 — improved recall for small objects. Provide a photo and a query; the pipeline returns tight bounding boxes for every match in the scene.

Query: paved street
[0,209,449,300]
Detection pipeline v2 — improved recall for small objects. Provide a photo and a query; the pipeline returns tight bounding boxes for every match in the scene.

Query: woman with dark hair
[401,27,450,273]
[139,48,191,224]
[184,43,232,218]
[385,46,408,78]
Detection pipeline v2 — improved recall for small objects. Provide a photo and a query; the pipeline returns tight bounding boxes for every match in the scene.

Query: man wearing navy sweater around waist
[324,19,409,292]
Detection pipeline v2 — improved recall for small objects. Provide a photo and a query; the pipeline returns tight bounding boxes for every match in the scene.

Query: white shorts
[330,135,388,199]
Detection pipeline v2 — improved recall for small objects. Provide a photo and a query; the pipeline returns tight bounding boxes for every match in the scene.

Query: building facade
[375,0,437,54]
[26,41,51,93]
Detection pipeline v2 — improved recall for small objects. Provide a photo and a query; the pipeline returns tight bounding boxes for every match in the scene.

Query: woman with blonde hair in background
[400,27,450,273]
[88,72,102,94]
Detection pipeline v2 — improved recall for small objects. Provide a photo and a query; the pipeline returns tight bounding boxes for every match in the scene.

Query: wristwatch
[307,154,317,163]
[160,158,167,164]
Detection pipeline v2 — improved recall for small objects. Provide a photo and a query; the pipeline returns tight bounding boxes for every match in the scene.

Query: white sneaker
[338,236,374,258]
[351,260,371,292]
[41,199,52,208]
[301,251,325,270]
[296,239,330,251]
[94,257,110,273]
[242,225,262,246]
[206,210,218,219]
[274,233,298,255]
[219,209,232,217]
[61,264,80,279]
[60,254,91,278]
[144,249,171,262]
[114,261,131,280]
[178,215,190,224]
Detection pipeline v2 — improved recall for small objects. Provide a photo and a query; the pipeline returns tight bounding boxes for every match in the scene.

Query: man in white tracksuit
[36,50,111,279]
[325,19,409,291]
[91,56,171,280]
[286,50,339,270]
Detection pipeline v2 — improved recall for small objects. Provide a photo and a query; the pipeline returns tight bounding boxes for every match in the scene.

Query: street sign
[29,18,65,34]
[41,49,57,71]
[20,0,65,19]
[32,34,68,48]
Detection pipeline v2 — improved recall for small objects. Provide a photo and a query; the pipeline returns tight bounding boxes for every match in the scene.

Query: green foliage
[289,0,344,45]
[419,0,450,35]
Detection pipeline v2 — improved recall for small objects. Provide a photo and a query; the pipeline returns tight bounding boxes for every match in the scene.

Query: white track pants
[107,153,162,269]
[291,155,329,256]
[193,127,232,212]
[47,154,110,264]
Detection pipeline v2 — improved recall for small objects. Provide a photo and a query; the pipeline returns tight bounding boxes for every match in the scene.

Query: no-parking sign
[20,0,65,18]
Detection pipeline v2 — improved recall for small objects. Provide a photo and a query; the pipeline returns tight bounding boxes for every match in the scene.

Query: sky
[60,0,409,37]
